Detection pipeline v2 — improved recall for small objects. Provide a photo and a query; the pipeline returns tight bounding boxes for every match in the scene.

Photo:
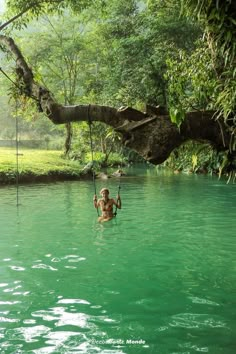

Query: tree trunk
[0,34,232,164]
[64,122,73,156]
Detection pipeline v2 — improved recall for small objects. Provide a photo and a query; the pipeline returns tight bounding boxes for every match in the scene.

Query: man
[93,188,121,222]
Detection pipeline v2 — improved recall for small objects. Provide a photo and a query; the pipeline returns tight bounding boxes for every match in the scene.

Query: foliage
[3,0,96,30]
[165,141,235,178]
[182,0,236,66]
[84,151,124,167]
[71,121,123,165]
[165,43,217,112]
[167,0,236,150]
[1,0,235,175]
[19,15,87,105]
[87,0,201,108]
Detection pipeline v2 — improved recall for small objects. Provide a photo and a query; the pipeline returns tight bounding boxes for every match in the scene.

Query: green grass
[0,147,83,181]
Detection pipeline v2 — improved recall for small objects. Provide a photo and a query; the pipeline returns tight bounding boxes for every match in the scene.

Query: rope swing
[113,184,121,217]
[87,105,99,216]
[15,99,20,207]
[87,105,122,218]
[0,68,21,206]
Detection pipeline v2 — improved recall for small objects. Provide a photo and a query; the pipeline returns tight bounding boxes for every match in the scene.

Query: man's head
[100,188,109,196]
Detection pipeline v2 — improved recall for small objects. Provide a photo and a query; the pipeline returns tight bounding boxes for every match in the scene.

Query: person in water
[93,188,121,222]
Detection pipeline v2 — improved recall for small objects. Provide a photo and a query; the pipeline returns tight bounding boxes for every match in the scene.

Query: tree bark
[0,34,231,164]
[64,122,73,156]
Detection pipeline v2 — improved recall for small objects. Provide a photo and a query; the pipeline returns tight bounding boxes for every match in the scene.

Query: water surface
[0,167,235,353]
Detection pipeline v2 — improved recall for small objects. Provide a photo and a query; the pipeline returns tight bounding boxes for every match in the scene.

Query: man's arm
[113,196,121,209]
[93,195,99,209]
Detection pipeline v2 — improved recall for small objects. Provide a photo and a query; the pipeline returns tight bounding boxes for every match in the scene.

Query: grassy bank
[0,148,84,184]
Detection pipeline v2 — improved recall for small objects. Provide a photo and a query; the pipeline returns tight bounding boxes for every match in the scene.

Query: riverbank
[0,147,234,185]
[0,148,85,184]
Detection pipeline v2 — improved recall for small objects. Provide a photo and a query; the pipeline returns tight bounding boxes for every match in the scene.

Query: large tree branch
[0,34,232,164]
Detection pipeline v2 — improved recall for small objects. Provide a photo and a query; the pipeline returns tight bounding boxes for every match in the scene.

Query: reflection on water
[0,167,236,353]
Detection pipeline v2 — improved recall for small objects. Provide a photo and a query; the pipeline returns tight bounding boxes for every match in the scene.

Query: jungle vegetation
[0,0,235,179]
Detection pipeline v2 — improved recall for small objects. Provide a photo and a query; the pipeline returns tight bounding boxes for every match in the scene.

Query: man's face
[101,190,109,199]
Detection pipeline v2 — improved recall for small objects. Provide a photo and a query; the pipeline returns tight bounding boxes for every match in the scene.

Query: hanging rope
[113,184,121,217]
[87,105,99,216]
[1,68,22,207]
[0,67,18,87]
[15,99,20,207]
[0,67,39,102]
[113,149,124,217]
[87,104,122,218]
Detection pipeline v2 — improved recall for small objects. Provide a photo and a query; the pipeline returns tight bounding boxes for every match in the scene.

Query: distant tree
[85,0,201,108]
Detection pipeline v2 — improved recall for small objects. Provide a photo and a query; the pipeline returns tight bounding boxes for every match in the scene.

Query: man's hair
[100,188,109,195]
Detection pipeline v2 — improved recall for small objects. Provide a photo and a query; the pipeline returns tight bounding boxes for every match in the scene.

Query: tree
[83,0,201,108]
[0,0,235,168]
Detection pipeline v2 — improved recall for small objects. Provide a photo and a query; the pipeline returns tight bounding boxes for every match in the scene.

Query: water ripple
[188,296,220,306]
[32,307,91,328]
[0,300,21,305]
[0,283,8,287]
[6,325,50,342]
[0,316,19,323]
[9,266,25,271]
[32,264,58,271]
[170,313,227,329]
[57,298,90,305]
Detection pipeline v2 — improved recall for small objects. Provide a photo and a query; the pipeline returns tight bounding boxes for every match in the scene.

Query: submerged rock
[111,169,126,177]
[96,172,110,179]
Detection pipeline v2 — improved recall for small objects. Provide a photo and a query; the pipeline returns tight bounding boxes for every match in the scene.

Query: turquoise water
[0,167,236,353]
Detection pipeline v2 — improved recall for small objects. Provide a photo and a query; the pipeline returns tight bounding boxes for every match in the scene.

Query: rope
[15,99,20,207]
[0,67,20,89]
[87,105,99,216]
[1,68,22,207]
[87,104,122,218]
[113,184,121,217]
[0,67,38,101]
[113,150,124,217]
[113,145,125,217]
